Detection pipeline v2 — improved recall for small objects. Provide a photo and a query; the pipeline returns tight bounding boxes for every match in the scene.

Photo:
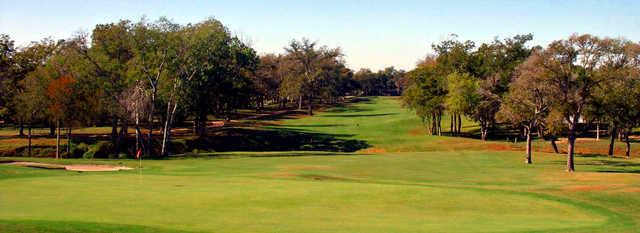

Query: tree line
[0,17,404,158]
[402,34,640,172]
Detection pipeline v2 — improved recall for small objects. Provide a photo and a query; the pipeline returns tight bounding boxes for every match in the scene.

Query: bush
[83,150,95,159]
[33,148,56,157]
[93,141,114,158]
[71,143,89,158]
[117,153,129,159]
[170,139,189,154]
[60,151,72,159]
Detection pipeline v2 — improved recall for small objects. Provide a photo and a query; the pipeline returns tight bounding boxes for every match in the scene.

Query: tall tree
[284,38,342,115]
[594,39,640,158]
[403,63,447,135]
[539,34,606,172]
[497,50,551,164]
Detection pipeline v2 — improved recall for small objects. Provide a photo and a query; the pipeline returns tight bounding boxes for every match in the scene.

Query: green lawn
[1,97,639,232]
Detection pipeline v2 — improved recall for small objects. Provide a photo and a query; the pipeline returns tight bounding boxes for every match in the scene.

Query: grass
[1,96,639,232]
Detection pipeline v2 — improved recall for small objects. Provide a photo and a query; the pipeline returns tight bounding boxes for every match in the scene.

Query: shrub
[170,139,189,154]
[71,143,89,158]
[35,148,56,157]
[83,150,95,159]
[93,141,114,158]
[60,151,69,158]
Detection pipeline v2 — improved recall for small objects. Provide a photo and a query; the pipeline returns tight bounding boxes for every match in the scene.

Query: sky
[1,0,639,70]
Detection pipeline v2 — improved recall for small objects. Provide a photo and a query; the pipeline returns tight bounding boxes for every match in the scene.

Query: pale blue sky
[1,0,638,70]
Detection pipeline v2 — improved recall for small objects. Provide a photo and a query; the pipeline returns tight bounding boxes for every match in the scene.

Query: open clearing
[1,97,639,233]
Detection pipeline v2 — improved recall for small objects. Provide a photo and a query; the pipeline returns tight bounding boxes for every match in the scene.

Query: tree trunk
[480,120,488,141]
[525,126,532,164]
[550,138,559,154]
[111,117,118,143]
[161,101,178,157]
[307,96,313,116]
[49,123,55,137]
[596,122,600,141]
[298,96,303,110]
[608,126,616,158]
[18,120,24,137]
[625,129,631,159]
[135,112,141,152]
[457,114,462,135]
[437,113,442,136]
[450,114,454,135]
[56,120,60,159]
[115,121,128,155]
[194,111,207,137]
[567,122,577,172]
[146,118,153,157]
[66,127,71,154]
[28,125,32,157]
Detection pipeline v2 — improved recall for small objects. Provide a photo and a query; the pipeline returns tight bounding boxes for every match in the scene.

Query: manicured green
[1,97,639,232]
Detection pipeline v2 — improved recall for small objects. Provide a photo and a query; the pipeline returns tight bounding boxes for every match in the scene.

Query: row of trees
[403,34,640,172]
[0,17,400,158]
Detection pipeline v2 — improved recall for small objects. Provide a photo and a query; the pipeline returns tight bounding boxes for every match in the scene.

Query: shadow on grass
[321,113,396,118]
[277,124,346,128]
[0,219,195,233]
[190,127,370,153]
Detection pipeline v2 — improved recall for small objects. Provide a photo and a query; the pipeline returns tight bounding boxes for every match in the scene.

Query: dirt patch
[408,128,423,136]
[361,148,387,153]
[4,161,132,172]
[486,143,513,151]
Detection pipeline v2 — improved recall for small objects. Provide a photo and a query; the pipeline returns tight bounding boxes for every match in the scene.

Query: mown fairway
[1,97,639,233]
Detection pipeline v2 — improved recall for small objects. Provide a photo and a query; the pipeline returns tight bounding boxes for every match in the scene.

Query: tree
[1,37,57,135]
[254,54,285,110]
[469,34,534,140]
[0,34,16,122]
[594,39,640,159]
[445,72,479,136]
[497,50,551,164]
[86,20,135,151]
[353,67,403,96]
[129,17,177,156]
[538,34,606,172]
[403,63,446,135]
[284,38,342,115]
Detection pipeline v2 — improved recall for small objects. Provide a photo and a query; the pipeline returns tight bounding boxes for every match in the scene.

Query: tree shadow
[189,127,370,152]
[276,124,346,128]
[575,158,640,174]
[321,113,396,118]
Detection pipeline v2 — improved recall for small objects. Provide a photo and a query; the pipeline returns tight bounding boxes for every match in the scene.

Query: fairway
[1,97,639,233]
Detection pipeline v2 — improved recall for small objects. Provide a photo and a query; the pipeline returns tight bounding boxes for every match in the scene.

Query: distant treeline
[0,17,404,158]
[402,33,640,171]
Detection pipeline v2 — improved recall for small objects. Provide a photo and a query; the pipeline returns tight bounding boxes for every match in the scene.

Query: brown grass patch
[486,143,513,151]
[267,172,297,178]
[361,148,387,153]
[408,128,423,136]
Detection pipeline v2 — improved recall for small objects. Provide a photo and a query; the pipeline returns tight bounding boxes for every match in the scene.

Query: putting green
[0,171,607,233]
